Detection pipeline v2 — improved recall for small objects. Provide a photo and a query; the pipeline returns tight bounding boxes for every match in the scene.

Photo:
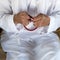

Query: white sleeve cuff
[47,16,59,33]
[0,15,18,32]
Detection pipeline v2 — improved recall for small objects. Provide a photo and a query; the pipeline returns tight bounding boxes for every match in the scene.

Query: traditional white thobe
[0,0,60,60]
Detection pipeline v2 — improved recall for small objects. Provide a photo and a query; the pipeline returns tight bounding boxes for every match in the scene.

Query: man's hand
[14,11,30,26]
[32,13,50,27]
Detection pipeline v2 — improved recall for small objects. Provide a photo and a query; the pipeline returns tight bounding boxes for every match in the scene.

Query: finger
[33,19,44,27]
[22,19,29,26]
[26,15,31,20]
[39,20,48,27]
[32,17,41,22]
[33,21,39,27]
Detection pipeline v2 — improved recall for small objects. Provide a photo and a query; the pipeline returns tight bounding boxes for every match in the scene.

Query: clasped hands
[14,11,50,29]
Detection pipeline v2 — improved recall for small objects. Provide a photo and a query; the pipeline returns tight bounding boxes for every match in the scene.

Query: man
[0,0,60,60]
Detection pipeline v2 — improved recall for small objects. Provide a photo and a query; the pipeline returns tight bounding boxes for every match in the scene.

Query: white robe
[1,32,60,60]
[0,0,60,60]
[0,0,60,32]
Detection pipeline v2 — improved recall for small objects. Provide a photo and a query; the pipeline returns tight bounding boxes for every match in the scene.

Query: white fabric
[0,0,60,60]
[0,0,60,32]
[25,22,36,30]
[1,32,60,60]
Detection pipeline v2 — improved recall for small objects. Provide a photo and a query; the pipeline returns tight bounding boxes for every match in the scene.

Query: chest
[11,0,54,15]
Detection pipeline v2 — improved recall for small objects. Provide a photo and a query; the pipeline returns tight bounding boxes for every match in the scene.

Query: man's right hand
[14,11,30,26]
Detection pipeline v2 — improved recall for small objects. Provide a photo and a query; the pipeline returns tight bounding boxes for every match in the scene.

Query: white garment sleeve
[0,0,17,32]
[48,0,60,33]
[34,33,60,60]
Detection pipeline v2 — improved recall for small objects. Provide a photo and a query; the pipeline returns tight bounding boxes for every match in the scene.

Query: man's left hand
[32,13,50,28]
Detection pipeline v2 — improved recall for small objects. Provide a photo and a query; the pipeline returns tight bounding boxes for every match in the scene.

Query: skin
[33,13,50,27]
[14,11,30,26]
[1,12,60,38]
[14,11,50,28]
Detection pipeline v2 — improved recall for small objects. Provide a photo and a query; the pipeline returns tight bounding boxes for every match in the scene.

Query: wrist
[13,14,18,24]
[13,14,21,24]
